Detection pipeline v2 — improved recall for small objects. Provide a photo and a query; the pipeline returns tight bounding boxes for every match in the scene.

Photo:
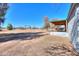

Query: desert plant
[7,24,13,30]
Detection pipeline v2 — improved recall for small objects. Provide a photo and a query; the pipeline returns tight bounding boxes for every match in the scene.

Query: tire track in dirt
[0,40,20,55]
[0,35,46,56]
[0,40,37,55]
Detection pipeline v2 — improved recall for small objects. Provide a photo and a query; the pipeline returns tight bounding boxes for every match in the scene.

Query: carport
[50,20,67,32]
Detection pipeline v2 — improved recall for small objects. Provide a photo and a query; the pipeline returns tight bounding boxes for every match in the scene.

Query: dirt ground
[0,29,78,56]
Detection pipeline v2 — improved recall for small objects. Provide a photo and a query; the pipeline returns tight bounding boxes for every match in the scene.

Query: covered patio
[50,20,67,32]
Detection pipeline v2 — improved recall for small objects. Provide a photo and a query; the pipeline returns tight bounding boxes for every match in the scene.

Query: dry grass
[0,29,78,56]
[0,29,47,34]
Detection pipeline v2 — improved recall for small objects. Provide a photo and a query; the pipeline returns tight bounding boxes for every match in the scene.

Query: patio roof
[50,19,67,31]
[50,20,66,22]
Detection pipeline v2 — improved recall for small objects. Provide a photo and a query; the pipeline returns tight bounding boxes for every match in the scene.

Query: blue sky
[4,3,71,28]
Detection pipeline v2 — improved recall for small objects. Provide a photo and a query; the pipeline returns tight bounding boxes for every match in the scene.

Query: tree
[0,18,5,31]
[43,16,50,30]
[0,3,8,31]
[7,24,13,30]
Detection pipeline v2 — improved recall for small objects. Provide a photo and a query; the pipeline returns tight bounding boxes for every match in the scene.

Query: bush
[7,24,13,30]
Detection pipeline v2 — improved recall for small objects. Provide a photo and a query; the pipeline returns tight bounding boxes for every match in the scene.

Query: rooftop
[50,19,66,22]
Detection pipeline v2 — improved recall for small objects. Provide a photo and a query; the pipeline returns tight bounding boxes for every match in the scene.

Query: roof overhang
[50,20,66,25]
[67,3,79,23]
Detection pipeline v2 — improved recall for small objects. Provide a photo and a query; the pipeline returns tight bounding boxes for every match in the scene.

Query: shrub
[7,24,13,30]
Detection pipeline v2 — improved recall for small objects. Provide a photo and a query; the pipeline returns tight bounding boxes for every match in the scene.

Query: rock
[65,52,72,55]
[44,43,79,56]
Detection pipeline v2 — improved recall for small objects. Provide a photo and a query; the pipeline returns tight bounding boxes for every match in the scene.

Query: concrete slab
[49,32,68,37]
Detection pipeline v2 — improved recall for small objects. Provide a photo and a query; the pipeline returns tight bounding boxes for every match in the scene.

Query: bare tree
[43,16,50,30]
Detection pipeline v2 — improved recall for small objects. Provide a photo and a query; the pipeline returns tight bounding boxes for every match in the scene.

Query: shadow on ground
[0,32,47,42]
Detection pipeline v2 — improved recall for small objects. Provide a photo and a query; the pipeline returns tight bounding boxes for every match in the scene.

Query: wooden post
[65,24,66,32]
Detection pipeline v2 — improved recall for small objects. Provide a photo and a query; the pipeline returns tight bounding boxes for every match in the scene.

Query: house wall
[67,3,79,52]
[67,3,79,22]
[67,4,79,40]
